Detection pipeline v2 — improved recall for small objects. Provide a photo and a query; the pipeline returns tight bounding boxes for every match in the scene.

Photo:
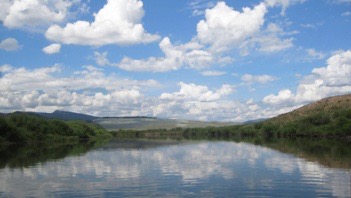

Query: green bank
[0,112,112,144]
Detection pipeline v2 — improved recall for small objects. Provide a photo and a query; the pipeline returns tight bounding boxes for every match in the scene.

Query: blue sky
[0,0,350,121]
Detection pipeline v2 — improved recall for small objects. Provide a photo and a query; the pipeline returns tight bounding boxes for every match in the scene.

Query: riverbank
[0,112,112,145]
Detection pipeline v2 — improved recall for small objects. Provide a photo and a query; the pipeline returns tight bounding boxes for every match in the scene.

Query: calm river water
[1,139,351,197]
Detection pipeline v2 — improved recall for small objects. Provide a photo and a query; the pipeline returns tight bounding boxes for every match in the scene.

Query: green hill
[258,94,351,137]
[33,110,98,121]
[270,94,351,124]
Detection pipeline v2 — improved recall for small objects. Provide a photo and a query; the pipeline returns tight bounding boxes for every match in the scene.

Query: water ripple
[0,140,350,197]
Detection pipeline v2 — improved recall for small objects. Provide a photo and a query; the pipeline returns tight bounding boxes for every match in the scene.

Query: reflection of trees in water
[1,138,351,170]
[99,139,185,150]
[250,138,351,169]
[0,140,109,169]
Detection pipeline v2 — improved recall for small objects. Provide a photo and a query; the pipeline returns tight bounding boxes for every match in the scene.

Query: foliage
[0,113,112,144]
[113,108,351,139]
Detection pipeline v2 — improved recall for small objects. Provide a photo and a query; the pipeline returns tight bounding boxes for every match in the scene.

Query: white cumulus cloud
[118,37,183,72]
[0,0,12,21]
[0,64,159,116]
[1,0,74,30]
[0,38,21,51]
[263,89,295,106]
[196,2,267,53]
[263,50,351,108]
[116,37,228,72]
[146,82,265,121]
[45,0,159,46]
[114,1,297,72]
[42,43,61,54]
[240,23,294,55]
[160,82,233,102]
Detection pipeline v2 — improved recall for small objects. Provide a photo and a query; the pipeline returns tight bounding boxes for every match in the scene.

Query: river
[1,138,350,197]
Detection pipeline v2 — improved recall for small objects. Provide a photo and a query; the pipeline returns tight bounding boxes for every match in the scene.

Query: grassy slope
[270,94,351,124]
[259,94,351,137]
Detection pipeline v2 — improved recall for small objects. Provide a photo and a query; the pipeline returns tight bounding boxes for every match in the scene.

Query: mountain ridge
[15,110,98,122]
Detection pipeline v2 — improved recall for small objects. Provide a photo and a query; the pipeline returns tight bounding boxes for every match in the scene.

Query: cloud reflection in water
[0,140,350,197]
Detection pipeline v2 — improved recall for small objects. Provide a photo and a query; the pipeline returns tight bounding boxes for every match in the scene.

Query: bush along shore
[0,112,112,144]
[113,119,351,140]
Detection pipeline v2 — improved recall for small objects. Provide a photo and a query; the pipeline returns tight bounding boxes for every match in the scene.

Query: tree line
[114,108,351,139]
[0,112,112,144]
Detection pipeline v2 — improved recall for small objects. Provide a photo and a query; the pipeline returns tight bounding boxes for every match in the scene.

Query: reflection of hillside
[249,138,351,169]
[95,117,235,131]
[3,137,350,172]
[99,139,187,150]
[0,139,189,169]
[0,140,108,169]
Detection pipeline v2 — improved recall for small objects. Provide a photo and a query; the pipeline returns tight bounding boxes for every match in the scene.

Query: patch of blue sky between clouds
[0,0,350,122]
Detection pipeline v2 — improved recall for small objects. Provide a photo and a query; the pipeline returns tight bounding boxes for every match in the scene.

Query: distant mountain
[101,116,157,119]
[243,118,267,124]
[94,117,237,131]
[29,110,98,122]
[6,110,235,130]
[14,111,159,122]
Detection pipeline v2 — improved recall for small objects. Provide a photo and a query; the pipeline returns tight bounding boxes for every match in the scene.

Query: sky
[0,0,350,122]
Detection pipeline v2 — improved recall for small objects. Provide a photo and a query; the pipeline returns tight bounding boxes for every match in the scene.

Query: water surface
[1,139,350,197]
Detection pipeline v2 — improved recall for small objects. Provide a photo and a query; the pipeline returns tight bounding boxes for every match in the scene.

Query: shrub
[260,123,278,138]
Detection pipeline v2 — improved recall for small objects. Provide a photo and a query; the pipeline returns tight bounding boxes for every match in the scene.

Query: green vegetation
[2,95,350,144]
[260,94,351,138]
[0,112,112,144]
[114,94,351,139]
[113,108,351,139]
[254,108,351,138]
